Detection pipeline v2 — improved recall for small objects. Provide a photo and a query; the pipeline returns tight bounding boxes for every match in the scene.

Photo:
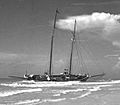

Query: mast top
[73,20,76,40]
[52,9,60,35]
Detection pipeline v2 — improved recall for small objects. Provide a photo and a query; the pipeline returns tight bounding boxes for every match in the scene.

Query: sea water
[0,78,120,105]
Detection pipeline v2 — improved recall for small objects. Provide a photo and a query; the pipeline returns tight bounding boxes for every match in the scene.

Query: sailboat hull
[25,74,89,82]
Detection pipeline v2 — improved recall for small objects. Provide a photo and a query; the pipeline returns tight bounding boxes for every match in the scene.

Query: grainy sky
[0,0,120,79]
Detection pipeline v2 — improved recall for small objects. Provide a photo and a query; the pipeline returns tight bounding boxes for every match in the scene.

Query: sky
[0,0,120,79]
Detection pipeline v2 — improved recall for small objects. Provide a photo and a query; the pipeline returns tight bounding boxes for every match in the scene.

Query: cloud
[56,12,120,47]
[56,12,120,72]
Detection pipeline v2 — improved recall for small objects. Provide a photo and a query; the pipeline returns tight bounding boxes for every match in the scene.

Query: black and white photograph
[0,0,120,105]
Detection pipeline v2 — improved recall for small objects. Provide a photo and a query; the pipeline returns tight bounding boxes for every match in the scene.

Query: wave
[0,80,113,99]
[0,81,80,88]
[40,98,66,103]
[108,87,120,90]
[0,88,42,97]
[53,84,111,98]
[12,98,66,105]
[71,91,91,100]
[52,88,87,95]
[13,99,40,105]
[77,80,120,85]
[1,79,118,88]
[71,85,112,100]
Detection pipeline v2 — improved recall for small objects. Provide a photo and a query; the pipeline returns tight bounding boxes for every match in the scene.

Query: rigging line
[78,41,89,73]
[75,40,84,73]
[78,41,97,71]
[65,31,73,41]
[77,37,102,71]
[79,42,92,60]
[76,35,89,73]
[65,31,75,69]
[81,41,99,67]
[75,37,89,73]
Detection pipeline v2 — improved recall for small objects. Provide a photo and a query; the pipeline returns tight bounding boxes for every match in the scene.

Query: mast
[49,9,59,76]
[69,20,76,75]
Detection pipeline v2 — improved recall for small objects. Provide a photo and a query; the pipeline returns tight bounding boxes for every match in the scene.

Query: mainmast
[69,20,76,75]
[49,9,59,76]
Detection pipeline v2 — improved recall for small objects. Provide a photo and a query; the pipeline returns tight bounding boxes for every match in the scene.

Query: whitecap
[0,88,42,97]
[70,84,111,100]
[52,88,86,95]
[40,98,66,103]
[11,98,65,105]
[78,80,120,85]
[0,81,80,88]
[1,80,117,88]
[19,80,36,83]
[53,94,61,96]
[14,99,40,105]
[71,91,91,100]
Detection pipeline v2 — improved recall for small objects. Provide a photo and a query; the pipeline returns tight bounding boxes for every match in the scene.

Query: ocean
[0,78,120,105]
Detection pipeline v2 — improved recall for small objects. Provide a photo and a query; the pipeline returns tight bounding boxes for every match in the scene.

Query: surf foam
[14,99,40,105]
[78,80,120,85]
[71,84,111,100]
[1,80,119,88]
[40,98,66,103]
[13,98,66,105]
[0,88,42,97]
[52,88,86,95]
[0,81,80,88]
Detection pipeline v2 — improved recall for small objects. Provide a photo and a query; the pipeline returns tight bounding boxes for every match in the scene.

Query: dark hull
[26,74,89,82]
[9,73,105,82]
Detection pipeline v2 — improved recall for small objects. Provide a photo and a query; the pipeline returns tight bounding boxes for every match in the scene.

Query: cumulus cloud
[56,12,120,47]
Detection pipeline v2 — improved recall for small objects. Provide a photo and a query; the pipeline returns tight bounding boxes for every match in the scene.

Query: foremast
[49,9,59,76]
[69,20,77,76]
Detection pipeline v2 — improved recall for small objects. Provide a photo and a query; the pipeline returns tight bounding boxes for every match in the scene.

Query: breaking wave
[0,81,80,88]
[0,80,119,99]
[0,88,42,97]
[71,91,91,100]
[11,98,66,105]
[13,99,40,105]
[40,98,66,103]
[1,80,120,88]
[53,84,111,98]
[78,80,120,85]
